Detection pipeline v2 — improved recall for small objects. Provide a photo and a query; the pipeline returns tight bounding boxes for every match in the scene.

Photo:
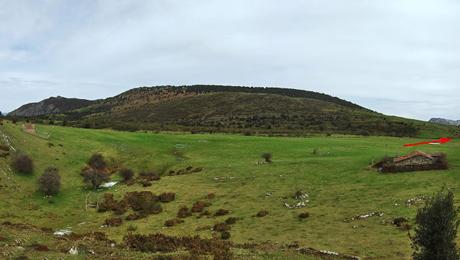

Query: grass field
[1,121,459,259]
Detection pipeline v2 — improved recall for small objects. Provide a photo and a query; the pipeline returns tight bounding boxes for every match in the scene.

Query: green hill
[12,85,459,138]
[1,121,459,258]
[11,85,459,138]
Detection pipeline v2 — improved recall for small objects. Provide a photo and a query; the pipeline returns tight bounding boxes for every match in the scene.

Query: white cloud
[0,0,459,120]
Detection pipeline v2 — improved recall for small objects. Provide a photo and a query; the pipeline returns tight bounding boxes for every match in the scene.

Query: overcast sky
[1,0,459,120]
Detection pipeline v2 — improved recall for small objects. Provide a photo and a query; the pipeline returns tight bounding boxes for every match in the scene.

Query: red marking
[404,137,452,147]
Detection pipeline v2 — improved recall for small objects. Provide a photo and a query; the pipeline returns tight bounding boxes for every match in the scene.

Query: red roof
[394,151,433,163]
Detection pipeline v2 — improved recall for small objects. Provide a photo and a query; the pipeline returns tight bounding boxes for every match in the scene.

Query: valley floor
[1,122,459,259]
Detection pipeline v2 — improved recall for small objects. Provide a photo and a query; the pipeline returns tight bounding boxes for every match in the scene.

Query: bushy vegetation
[38,167,61,196]
[411,189,459,260]
[11,153,33,174]
[88,153,107,170]
[119,168,134,182]
[82,168,109,189]
[14,85,459,138]
[261,153,272,163]
[123,232,232,257]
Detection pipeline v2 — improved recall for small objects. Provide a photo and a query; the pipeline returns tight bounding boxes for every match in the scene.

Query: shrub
[127,224,138,232]
[213,223,231,232]
[298,212,310,219]
[214,209,229,217]
[225,217,238,225]
[126,213,143,221]
[221,231,231,240]
[177,206,192,218]
[139,171,161,181]
[261,153,272,163]
[88,153,107,170]
[159,192,176,203]
[411,188,459,260]
[119,168,134,182]
[124,191,161,214]
[164,218,184,227]
[12,153,33,174]
[38,167,61,196]
[256,210,269,217]
[98,193,116,212]
[123,233,232,257]
[140,180,152,187]
[82,169,109,189]
[105,217,123,227]
[191,201,211,213]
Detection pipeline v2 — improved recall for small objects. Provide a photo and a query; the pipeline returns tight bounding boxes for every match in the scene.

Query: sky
[0,0,459,120]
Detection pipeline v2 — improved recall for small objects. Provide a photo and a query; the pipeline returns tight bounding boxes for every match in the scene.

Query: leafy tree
[82,169,109,189]
[12,153,33,174]
[412,188,459,260]
[38,167,61,195]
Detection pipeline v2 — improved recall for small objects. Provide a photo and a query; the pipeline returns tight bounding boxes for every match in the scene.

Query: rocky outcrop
[8,96,94,117]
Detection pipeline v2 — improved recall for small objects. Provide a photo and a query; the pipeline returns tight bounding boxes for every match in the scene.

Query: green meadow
[1,122,459,259]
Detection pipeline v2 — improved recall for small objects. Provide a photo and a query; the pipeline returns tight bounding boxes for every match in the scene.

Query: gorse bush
[88,153,107,170]
[38,167,61,196]
[82,168,109,189]
[261,153,272,163]
[12,153,33,174]
[119,168,134,182]
[411,188,459,260]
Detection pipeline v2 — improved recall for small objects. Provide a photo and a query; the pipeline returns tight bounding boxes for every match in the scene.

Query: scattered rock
[100,181,117,188]
[69,246,78,255]
[406,195,430,207]
[53,228,72,236]
[284,191,310,209]
[346,212,384,222]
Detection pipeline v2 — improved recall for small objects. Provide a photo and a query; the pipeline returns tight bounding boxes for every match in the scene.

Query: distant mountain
[429,118,460,126]
[9,96,94,117]
[8,85,460,138]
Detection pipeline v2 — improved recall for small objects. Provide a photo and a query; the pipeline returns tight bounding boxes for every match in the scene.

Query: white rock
[54,229,72,236]
[69,246,78,255]
[100,181,117,188]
